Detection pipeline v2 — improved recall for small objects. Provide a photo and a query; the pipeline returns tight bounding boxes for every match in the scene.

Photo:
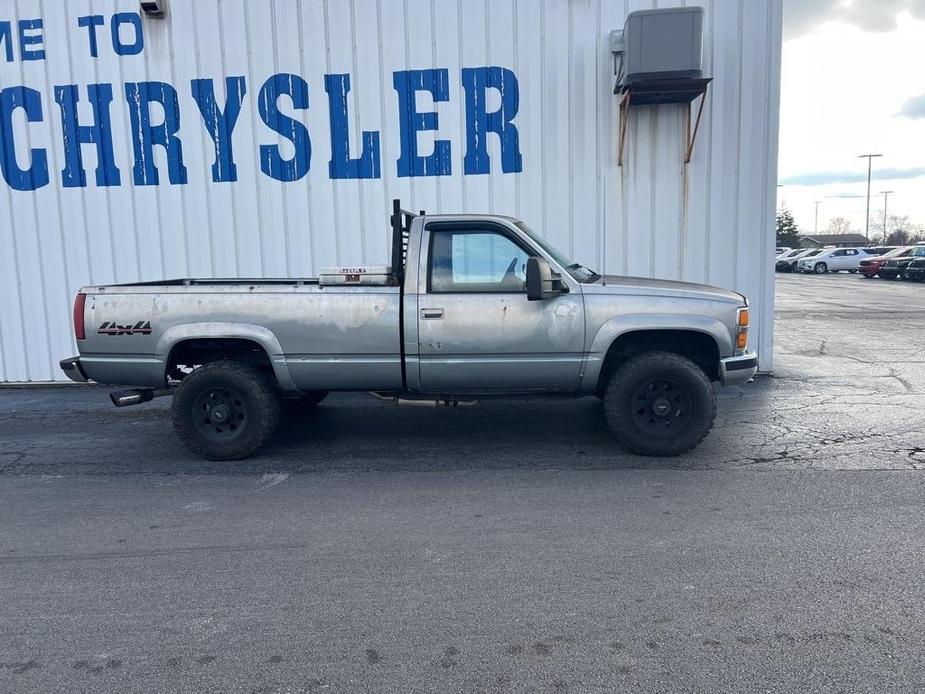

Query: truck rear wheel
[172,362,280,460]
[603,351,716,456]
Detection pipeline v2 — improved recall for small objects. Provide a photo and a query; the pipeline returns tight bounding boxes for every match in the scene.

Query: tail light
[73,293,86,340]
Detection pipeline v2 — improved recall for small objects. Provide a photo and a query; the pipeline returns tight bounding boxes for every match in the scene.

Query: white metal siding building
[0,0,782,382]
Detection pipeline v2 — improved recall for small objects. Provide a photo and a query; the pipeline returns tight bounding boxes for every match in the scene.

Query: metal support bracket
[616,78,710,167]
[617,90,631,167]
[684,84,708,164]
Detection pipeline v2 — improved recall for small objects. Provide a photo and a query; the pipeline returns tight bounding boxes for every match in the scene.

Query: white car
[797,247,876,274]
[774,248,813,271]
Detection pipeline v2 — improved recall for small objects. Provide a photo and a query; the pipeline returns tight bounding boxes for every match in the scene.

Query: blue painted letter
[462,67,522,174]
[55,83,121,187]
[77,15,105,58]
[393,69,451,177]
[191,76,247,183]
[0,86,49,190]
[0,22,14,62]
[324,73,380,179]
[257,73,311,182]
[124,81,188,185]
[111,13,144,56]
[18,19,45,61]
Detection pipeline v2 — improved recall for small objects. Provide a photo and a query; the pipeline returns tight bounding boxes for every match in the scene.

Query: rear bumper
[719,352,758,386]
[59,357,89,383]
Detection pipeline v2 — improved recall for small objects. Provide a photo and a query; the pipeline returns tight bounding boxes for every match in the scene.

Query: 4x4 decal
[98,321,152,336]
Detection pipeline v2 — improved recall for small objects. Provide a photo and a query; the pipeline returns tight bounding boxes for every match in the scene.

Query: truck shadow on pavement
[0,387,769,476]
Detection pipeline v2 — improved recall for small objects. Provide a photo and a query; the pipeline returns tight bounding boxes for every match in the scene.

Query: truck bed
[77,280,403,391]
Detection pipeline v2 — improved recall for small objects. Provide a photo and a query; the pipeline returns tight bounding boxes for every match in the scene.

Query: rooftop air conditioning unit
[621,7,704,86]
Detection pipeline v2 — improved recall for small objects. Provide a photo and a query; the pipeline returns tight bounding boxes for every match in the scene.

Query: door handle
[420,308,444,320]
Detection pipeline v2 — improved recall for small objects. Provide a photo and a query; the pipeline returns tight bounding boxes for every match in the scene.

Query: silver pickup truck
[61,201,757,460]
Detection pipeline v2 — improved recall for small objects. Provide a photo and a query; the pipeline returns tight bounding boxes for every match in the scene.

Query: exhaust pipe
[109,388,172,407]
[110,389,154,407]
[396,398,478,408]
[368,392,478,407]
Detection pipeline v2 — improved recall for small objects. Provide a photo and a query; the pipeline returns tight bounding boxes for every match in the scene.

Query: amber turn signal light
[737,308,749,327]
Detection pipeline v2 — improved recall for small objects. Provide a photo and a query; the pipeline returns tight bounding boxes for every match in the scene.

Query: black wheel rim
[630,378,692,438]
[192,387,247,442]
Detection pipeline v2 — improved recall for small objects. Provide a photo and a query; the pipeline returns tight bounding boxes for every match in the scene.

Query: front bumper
[59,356,89,383]
[719,351,758,386]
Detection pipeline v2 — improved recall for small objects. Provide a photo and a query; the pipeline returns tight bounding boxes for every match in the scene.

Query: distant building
[798,234,870,248]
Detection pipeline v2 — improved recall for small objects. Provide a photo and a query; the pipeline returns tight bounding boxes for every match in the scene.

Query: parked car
[905,257,925,282]
[858,246,912,278]
[775,248,816,272]
[859,246,895,257]
[59,200,757,460]
[879,244,925,280]
[797,247,875,274]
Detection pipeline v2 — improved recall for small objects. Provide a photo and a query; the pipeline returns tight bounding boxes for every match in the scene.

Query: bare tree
[871,213,918,245]
[824,216,854,235]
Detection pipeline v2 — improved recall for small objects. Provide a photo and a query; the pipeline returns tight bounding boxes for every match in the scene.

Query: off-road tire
[603,351,716,457]
[172,361,280,461]
[814,262,827,274]
[280,390,329,412]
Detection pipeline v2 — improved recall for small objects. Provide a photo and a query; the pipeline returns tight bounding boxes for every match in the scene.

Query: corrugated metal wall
[0,0,781,382]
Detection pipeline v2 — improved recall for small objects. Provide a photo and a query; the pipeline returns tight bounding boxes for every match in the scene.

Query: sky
[778,0,925,236]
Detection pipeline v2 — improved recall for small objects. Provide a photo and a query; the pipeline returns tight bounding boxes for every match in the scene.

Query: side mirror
[526,257,567,301]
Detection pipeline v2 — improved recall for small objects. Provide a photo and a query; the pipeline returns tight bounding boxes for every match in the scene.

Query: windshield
[881,247,908,258]
[782,249,803,258]
[514,221,600,282]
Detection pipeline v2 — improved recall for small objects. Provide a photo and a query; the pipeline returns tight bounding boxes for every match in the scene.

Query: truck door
[415,223,585,392]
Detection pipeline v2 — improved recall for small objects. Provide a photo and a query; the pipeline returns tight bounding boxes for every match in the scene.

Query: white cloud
[780,167,925,186]
[778,13,925,231]
[784,0,925,38]
[897,93,925,118]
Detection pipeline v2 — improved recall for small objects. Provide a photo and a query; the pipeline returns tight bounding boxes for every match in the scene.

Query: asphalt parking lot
[1,273,923,693]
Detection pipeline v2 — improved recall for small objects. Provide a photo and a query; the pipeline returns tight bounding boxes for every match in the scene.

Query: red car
[859,246,911,278]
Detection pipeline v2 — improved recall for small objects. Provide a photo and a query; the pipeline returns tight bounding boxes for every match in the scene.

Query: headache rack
[390,199,423,283]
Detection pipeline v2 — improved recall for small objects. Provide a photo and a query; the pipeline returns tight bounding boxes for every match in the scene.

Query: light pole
[880,190,894,244]
[814,200,822,233]
[858,153,883,241]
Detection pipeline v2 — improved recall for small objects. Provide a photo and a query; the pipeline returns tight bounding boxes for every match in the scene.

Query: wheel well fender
[585,315,730,391]
[157,323,295,390]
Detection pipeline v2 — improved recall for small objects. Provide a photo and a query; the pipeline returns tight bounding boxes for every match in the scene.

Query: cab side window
[429,229,530,292]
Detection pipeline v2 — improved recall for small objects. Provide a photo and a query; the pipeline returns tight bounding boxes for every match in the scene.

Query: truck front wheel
[603,351,716,456]
[172,362,280,461]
